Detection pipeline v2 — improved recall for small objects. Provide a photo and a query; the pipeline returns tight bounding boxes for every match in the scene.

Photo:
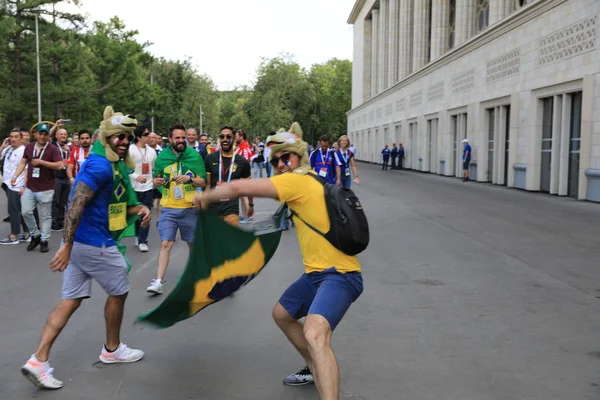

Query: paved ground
[1,163,600,400]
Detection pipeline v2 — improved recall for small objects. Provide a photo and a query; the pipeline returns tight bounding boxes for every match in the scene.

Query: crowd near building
[346,0,600,201]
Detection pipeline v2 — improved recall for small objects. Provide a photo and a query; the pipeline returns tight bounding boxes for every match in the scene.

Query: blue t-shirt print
[69,154,116,247]
[463,144,472,162]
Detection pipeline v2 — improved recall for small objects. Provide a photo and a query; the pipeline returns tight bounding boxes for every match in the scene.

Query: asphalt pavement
[0,163,599,400]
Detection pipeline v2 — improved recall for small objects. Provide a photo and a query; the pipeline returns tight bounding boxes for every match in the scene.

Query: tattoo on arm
[63,181,95,244]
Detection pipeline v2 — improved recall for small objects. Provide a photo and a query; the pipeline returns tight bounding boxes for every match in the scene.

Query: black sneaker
[27,236,41,251]
[40,241,49,253]
[283,366,314,386]
[51,225,63,232]
[3,216,10,222]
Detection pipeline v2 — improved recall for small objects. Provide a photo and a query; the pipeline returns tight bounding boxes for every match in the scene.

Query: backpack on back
[290,173,369,256]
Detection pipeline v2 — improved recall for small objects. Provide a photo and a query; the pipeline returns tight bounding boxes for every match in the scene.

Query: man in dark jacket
[390,143,398,170]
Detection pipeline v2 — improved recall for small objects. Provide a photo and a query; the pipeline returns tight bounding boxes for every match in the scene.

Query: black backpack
[290,173,369,256]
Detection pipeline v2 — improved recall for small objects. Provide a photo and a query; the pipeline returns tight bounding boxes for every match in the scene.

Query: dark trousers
[397,157,404,170]
[52,178,70,228]
[382,158,389,170]
[135,189,154,244]
[391,156,397,169]
[6,188,29,235]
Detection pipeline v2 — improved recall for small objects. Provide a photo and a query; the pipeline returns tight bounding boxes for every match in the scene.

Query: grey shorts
[62,242,130,300]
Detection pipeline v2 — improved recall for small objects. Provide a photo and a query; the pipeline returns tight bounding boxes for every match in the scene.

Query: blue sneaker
[283,366,314,386]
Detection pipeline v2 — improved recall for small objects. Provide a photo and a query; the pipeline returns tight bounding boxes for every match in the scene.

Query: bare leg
[35,299,82,362]
[304,314,338,400]
[157,240,174,280]
[272,303,314,371]
[105,293,127,351]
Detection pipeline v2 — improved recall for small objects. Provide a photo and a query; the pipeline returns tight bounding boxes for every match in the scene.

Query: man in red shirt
[67,130,92,184]
[11,123,63,252]
[234,130,254,223]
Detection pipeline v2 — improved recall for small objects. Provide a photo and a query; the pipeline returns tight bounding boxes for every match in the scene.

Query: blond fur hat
[266,132,311,175]
[99,106,137,168]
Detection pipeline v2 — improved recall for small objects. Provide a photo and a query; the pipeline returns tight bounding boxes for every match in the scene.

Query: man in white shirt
[0,129,30,245]
[129,126,157,252]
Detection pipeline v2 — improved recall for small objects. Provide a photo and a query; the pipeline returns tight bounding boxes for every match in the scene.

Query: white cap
[461,139,469,143]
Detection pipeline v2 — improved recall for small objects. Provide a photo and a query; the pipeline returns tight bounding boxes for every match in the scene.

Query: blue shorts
[279,267,363,330]
[463,161,470,171]
[157,207,198,243]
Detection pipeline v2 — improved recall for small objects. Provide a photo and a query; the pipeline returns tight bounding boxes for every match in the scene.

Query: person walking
[381,145,391,170]
[10,123,63,253]
[20,107,150,390]
[129,126,157,252]
[334,135,359,189]
[147,123,206,295]
[309,136,336,184]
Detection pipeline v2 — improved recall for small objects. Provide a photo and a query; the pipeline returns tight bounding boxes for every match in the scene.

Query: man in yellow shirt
[148,123,206,295]
[194,134,363,400]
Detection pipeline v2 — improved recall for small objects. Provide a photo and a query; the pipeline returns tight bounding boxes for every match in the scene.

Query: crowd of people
[1,110,363,400]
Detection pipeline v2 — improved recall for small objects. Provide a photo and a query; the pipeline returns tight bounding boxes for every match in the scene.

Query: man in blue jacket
[309,135,335,183]
[381,145,391,170]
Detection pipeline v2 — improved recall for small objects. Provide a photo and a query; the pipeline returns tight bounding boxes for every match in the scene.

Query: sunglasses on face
[117,133,134,142]
[270,153,291,168]
[142,132,150,137]
[219,134,233,140]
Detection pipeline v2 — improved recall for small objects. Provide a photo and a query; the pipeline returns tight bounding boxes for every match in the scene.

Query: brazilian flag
[137,205,288,328]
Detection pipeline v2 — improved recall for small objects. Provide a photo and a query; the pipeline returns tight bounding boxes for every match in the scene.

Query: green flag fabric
[153,145,206,191]
[137,205,288,329]
[89,140,140,271]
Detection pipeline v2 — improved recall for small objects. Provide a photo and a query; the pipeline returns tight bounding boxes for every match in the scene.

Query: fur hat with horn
[98,106,137,169]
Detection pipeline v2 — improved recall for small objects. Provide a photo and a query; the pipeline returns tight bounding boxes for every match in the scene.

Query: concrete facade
[347,0,600,201]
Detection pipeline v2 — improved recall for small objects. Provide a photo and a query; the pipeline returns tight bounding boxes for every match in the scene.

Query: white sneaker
[21,354,63,389]
[99,343,144,364]
[138,242,149,252]
[146,279,163,295]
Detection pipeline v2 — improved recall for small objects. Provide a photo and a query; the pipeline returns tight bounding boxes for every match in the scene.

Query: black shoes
[40,241,49,253]
[27,236,41,251]
[2,216,9,222]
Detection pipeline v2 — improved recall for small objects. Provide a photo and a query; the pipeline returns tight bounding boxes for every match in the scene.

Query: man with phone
[147,123,206,295]
[11,123,63,252]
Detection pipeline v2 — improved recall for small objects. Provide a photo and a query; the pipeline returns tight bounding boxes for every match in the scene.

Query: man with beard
[67,130,92,182]
[204,126,252,226]
[20,107,150,389]
[147,123,206,295]
[11,123,63,253]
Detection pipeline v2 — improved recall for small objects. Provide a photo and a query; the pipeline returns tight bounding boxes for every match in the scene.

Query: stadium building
[346,0,600,201]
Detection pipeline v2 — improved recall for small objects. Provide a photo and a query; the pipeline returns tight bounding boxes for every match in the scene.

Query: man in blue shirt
[309,135,335,184]
[462,139,472,182]
[381,145,391,170]
[21,107,151,390]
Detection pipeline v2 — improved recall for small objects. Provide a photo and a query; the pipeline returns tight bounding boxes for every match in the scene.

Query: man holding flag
[21,106,151,390]
[147,123,206,295]
[194,132,363,400]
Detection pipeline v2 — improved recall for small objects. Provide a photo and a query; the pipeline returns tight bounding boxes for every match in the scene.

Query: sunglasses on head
[219,134,233,140]
[117,133,134,142]
[270,152,291,168]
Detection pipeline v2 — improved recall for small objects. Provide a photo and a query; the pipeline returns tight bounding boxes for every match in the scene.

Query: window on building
[476,0,489,33]
[448,0,456,49]
[426,0,433,63]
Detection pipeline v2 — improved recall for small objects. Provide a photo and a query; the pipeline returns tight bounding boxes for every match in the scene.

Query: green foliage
[0,3,352,143]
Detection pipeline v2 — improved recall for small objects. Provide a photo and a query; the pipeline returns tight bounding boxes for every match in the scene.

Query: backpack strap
[289,208,326,238]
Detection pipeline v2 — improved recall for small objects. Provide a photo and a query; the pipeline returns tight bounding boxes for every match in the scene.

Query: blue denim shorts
[157,207,198,243]
[279,267,363,330]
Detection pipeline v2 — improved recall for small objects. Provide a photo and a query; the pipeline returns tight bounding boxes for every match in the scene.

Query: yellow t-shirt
[159,162,197,209]
[270,172,362,274]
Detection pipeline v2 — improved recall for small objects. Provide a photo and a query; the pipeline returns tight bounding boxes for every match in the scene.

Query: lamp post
[150,73,155,132]
[199,103,204,135]
[35,14,42,122]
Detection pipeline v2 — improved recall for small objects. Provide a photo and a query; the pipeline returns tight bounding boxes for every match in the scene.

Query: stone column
[387,0,399,87]
[371,9,379,96]
[363,17,373,101]
[455,0,475,46]
[489,0,509,25]
[398,0,414,78]
[378,0,388,92]
[430,0,449,60]
[412,0,431,72]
